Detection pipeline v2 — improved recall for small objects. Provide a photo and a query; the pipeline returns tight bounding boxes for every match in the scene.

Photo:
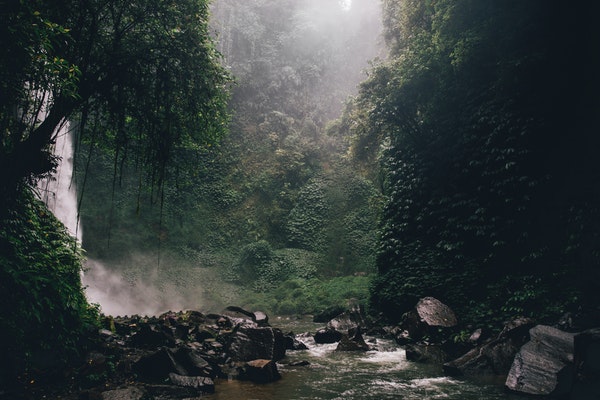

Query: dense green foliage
[0,0,230,195]
[0,189,99,385]
[348,0,600,325]
[0,0,230,386]
[76,0,384,316]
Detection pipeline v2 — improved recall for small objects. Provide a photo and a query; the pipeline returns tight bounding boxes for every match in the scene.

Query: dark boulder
[443,317,535,377]
[326,304,367,333]
[444,323,529,375]
[336,328,370,352]
[183,310,207,325]
[227,326,286,361]
[223,306,256,321]
[314,328,343,344]
[401,297,458,341]
[505,325,576,397]
[173,347,213,377]
[132,348,187,383]
[254,311,269,327]
[571,328,600,399]
[284,333,309,350]
[130,324,176,349]
[238,359,281,383]
[195,327,217,342]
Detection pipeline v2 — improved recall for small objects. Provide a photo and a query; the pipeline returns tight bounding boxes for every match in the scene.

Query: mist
[76,0,385,317]
[83,254,239,316]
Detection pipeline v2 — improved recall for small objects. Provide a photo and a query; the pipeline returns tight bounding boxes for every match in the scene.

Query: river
[209,317,522,400]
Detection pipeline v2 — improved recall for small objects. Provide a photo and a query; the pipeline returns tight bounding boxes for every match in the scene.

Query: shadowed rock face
[227,326,286,362]
[505,325,575,397]
[443,317,535,377]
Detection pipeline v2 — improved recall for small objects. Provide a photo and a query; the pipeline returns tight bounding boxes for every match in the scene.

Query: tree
[0,0,231,198]
[351,0,600,324]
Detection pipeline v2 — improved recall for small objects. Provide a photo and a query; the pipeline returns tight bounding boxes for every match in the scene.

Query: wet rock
[416,297,458,327]
[401,297,458,341]
[336,328,370,352]
[314,327,343,344]
[222,306,257,326]
[289,360,310,366]
[254,311,269,326]
[130,324,176,349]
[227,326,286,361]
[100,386,145,400]
[168,373,215,393]
[505,325,576,397]
[393,328,413,345]
[132,348,187,382]
[239,359,281,383]
[284,333,309,350]
[326,304,367,333]
[173,347,213,377]
[444,317,535,377]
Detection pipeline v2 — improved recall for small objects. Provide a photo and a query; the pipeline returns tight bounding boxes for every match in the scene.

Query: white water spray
[39,121,229,316]
[39,121,82,242]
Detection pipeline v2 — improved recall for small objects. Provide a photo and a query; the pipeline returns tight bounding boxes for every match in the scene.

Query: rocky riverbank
[1,306,305,399]
[3,300,599,399]
[384,297,600,399]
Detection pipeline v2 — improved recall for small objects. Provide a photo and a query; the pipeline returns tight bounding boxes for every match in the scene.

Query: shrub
[0,189,99,384]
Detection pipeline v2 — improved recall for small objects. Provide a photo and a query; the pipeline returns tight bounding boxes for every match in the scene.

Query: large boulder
[238,359,281,383]
[400,297,458,341]
[221,306,259,328]
[314,327,343,344]
[226,326,286,362]
[132,348,188,383]
[173,347,213,377]
[336,328,370,352]
[444,317,535,376]
[505,325,576,397]
[571,328,600,399]
[416,297,458,327]
[326,304,367,333]
[129,324,176,349]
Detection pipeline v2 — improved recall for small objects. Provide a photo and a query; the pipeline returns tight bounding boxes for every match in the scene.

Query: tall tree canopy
[0,0,230,197]
[0,0,230,385]
[349,0,600,324]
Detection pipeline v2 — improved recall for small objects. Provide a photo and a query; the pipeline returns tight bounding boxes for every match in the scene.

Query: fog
[211,0,384,119]
[78,0,384,316]
[83,255,239,316]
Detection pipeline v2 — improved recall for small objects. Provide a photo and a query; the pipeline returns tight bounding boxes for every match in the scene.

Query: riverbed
[209,317,523,400]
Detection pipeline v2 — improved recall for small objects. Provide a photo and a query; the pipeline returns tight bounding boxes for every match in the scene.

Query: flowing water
[39,114,520,400]
[210,317,521,400]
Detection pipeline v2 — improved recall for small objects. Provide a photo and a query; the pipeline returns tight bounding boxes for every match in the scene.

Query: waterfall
[38,120,82,242]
